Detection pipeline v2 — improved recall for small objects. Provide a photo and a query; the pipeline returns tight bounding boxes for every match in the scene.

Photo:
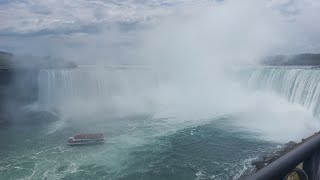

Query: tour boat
[68,133,104,146]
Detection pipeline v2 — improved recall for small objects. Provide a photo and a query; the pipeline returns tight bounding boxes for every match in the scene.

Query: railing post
[303,149,320,180]
[303,157,312,179]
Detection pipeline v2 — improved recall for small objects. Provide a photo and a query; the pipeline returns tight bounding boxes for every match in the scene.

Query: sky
[0,0,319,64]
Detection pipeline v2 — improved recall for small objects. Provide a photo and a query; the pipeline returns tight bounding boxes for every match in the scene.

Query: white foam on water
[46,120,66,135]
[232,157,257,180]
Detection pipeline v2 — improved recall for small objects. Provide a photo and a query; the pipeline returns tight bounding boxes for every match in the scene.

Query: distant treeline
[0,51,77,69]
[261,53,320,66]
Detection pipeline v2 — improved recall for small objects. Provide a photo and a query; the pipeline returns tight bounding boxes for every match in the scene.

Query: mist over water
[4,65,317,179]
[1,0,320,179]
[38,67,157,119]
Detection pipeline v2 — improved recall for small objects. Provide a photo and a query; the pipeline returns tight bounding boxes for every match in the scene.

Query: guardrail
[245,132,320,180]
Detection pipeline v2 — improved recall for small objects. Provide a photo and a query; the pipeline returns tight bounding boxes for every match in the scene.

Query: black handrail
[245,133,320,180]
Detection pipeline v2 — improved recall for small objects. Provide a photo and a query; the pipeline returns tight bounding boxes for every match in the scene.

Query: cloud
[0,0,194,35]
[0,0,319,58]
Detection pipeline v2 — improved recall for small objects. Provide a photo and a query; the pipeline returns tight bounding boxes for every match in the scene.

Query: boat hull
[67,139,104,146]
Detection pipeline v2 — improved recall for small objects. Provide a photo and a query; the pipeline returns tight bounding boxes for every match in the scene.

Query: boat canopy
[74,133,103,139]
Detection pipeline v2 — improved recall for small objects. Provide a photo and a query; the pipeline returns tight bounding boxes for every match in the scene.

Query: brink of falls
[248,67,320,116]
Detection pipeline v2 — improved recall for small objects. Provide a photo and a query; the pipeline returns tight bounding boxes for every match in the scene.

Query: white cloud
[0,0,320,58]
[0,0,208,34]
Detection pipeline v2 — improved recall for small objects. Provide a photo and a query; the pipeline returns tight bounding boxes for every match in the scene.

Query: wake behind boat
[68,133,104,146]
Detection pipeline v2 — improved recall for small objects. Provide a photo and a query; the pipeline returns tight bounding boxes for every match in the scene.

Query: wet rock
[251,141,298,171]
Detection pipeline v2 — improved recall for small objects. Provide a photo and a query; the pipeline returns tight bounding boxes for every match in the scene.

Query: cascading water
[248,67,320,116]
[38,67,157,116]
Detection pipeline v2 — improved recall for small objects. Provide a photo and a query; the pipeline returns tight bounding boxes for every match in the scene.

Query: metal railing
[245,133,320,180]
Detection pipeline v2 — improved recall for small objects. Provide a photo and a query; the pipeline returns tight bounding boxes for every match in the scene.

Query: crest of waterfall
[248,67,320,116]
[38,67,157,115]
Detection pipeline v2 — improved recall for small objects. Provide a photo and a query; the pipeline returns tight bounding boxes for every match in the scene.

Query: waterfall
[38,67,157,115]
[248,67,320,116]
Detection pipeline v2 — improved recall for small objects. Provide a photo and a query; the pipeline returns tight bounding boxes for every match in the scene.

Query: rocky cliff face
[0,70,13,125]
[0,51,13,69]
[0,69,39,126]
